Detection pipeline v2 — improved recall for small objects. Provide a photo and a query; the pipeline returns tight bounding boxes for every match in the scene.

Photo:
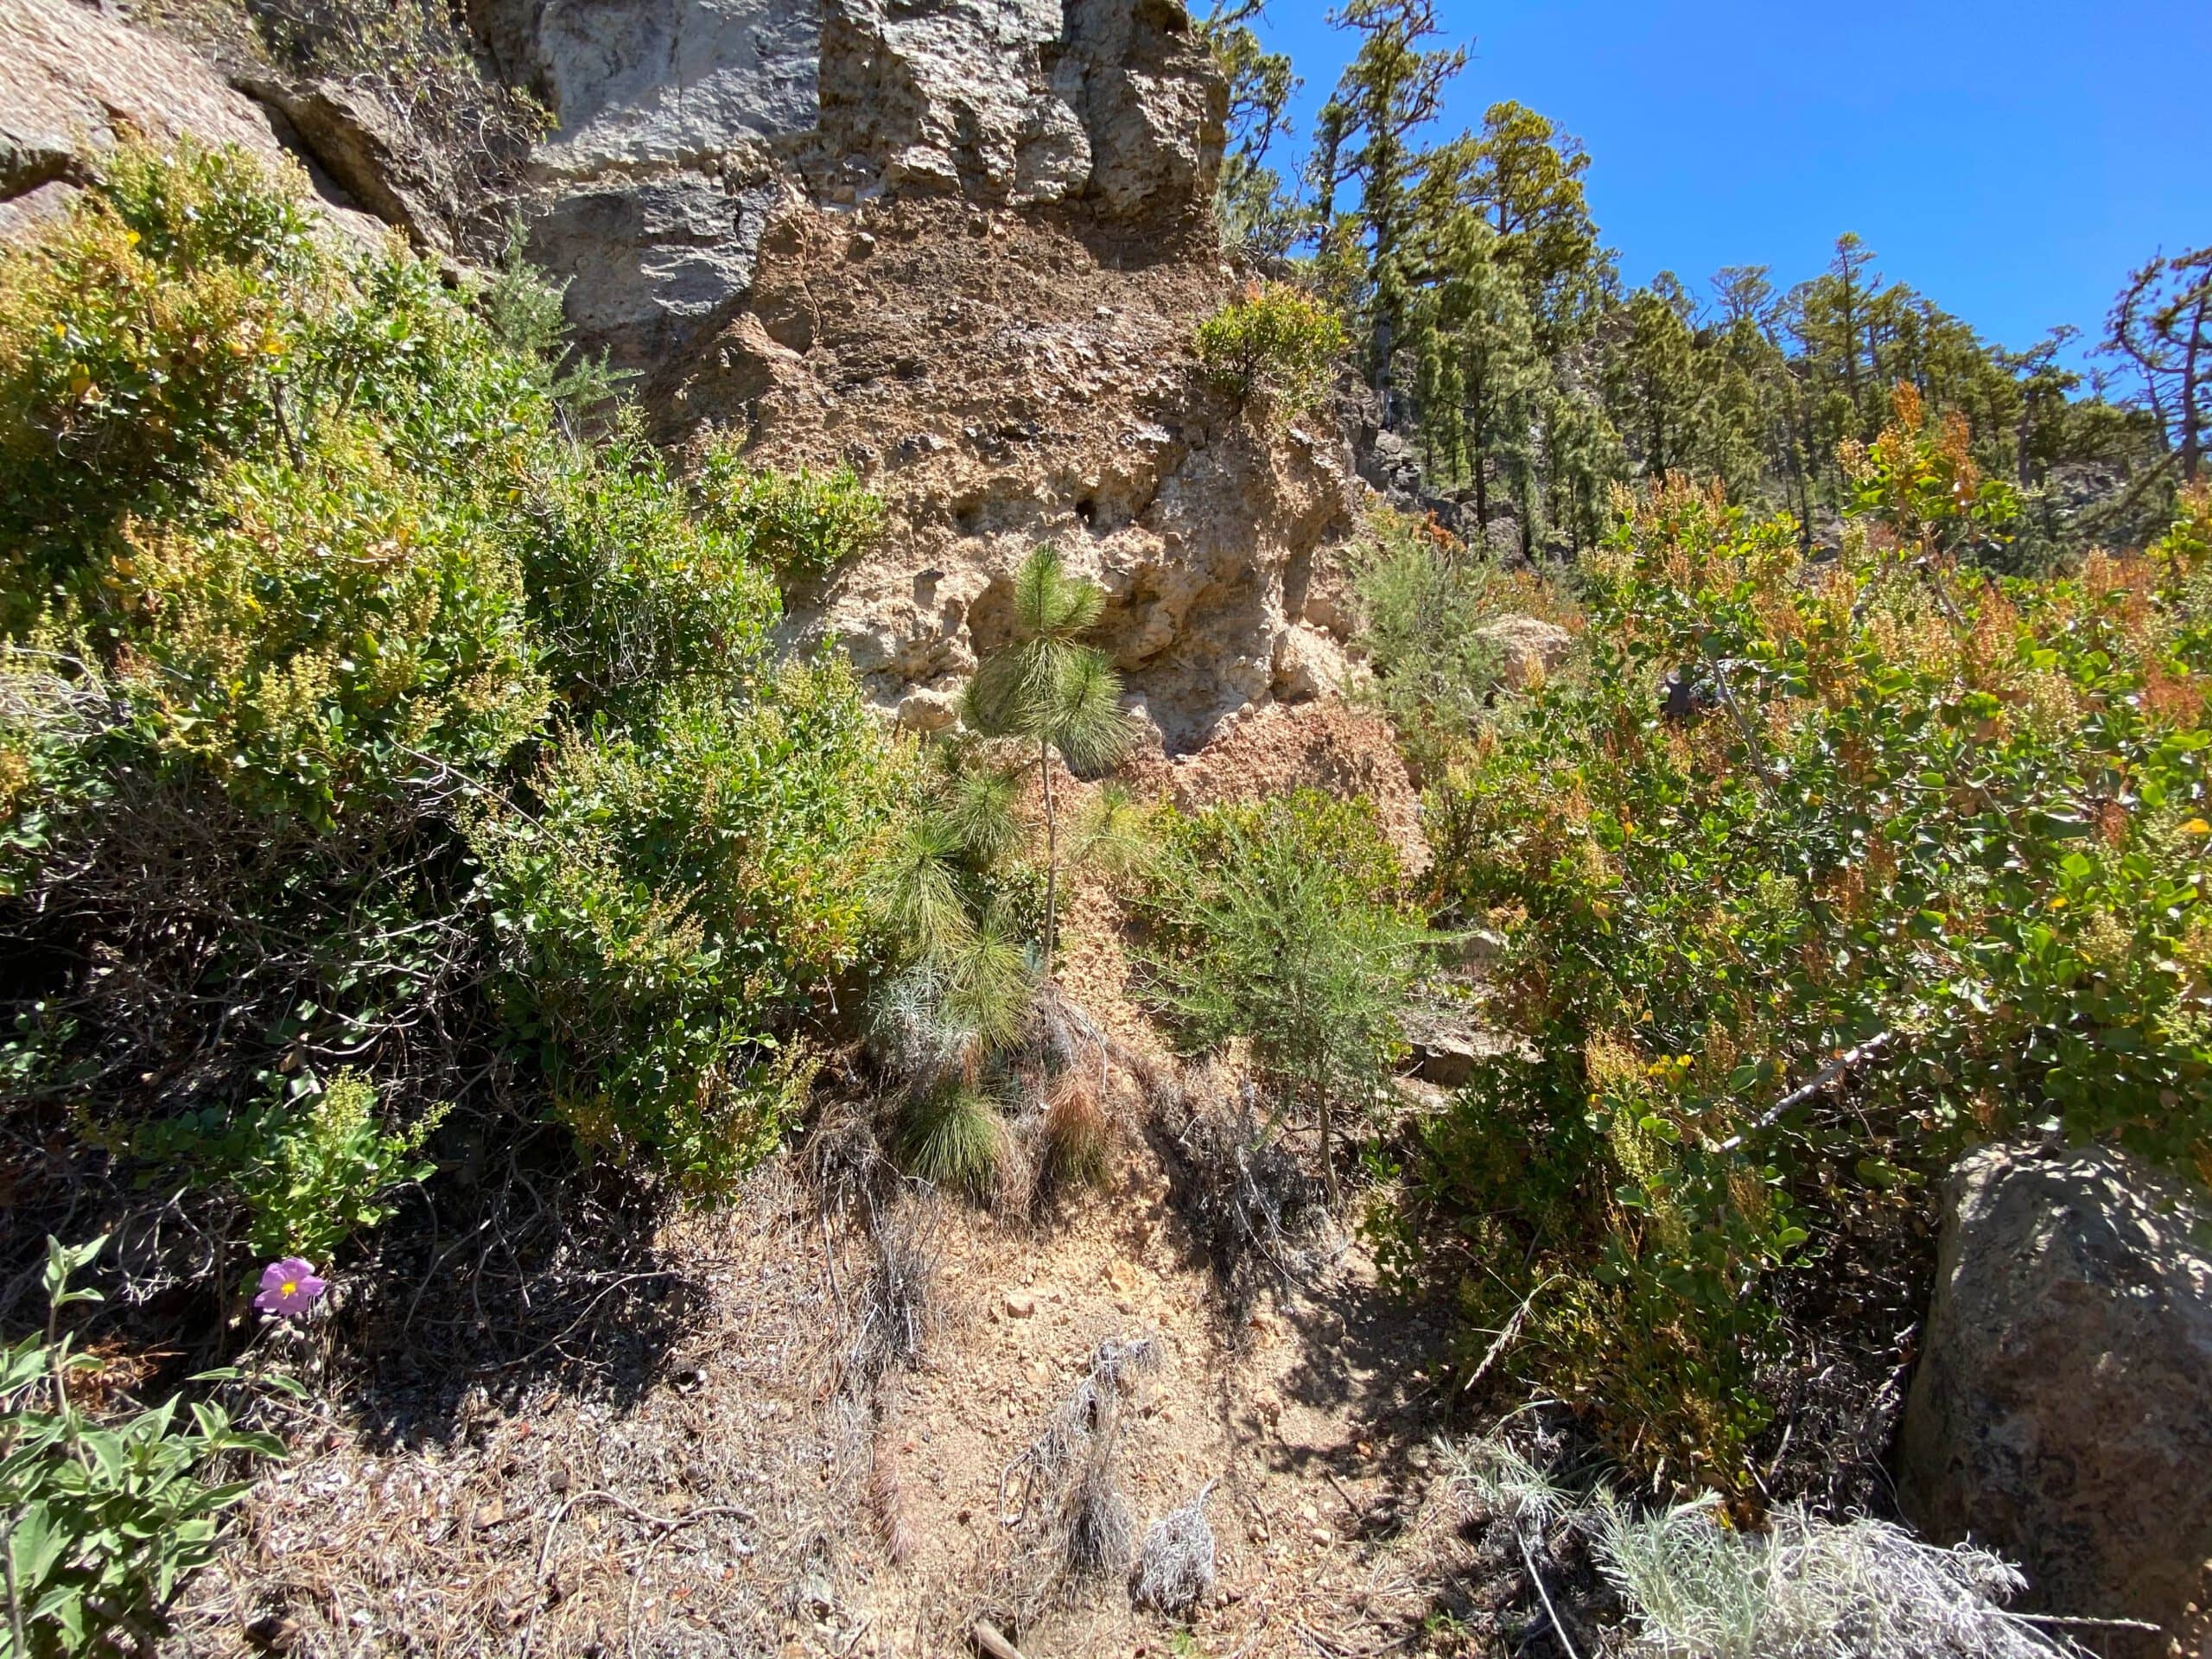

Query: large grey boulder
[466,0,1224,369]
[1898,1141,2212,1658]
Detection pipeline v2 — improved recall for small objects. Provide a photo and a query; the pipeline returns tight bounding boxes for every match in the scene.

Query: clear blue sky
[1248,1,2210,380]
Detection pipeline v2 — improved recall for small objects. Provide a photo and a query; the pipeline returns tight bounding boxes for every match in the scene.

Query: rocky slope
[478,0,1364,749]
[3,0,1367,749]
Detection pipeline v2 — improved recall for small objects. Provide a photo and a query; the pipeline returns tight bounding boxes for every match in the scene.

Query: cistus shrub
[123,1071,446,1266]
[1346,505,1578,774]
[1194,281,1348,421]
[1404,390,2212,1492]
[0,141,321,608]
[0,141,912,1274]
[694,446,886,594]
[524,418,778,717]
[1,1238,289,1658]
[472,664,901,1193]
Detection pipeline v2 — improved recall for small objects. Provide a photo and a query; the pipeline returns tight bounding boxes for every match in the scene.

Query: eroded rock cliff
[469,0,1358,748]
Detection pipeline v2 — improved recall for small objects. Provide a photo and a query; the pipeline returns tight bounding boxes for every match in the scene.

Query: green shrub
[0,140,319,601]
[515,416,777,719]
[99,440,548,831]
[473,665,900,1192]
[129,1071,444,1266]
[1135,791,1433,1203]
[1194,282,1347,420]
[696,448,885,593]
[0,141,906,1239]
[1350,509,1510,770]
[1403,396,2212,1491]
[1,1237,286,1656]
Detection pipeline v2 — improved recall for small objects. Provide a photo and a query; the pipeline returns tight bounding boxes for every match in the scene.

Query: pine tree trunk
[1040,739,1058,976]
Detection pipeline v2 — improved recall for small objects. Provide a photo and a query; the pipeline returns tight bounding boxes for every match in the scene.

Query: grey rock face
[531,175,785,362]
[471,0,1223,366]
[1898,1141,2212,1659]
[0,0,385,251]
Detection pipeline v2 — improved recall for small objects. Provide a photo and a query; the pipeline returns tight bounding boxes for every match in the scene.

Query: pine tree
[1319,0,1467,426]
[1200,2,1306,260]
[963,548,1133,975]
[1419,213,1546,542]
[2107,246,2212,485]
[1463,100,1607,354]
[1605,276,1701,480]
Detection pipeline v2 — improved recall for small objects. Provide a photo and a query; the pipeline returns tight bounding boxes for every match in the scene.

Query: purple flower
[254,1257,327,1318]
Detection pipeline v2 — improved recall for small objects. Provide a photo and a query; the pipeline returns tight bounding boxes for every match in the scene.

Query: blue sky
[1246,1,2211,381]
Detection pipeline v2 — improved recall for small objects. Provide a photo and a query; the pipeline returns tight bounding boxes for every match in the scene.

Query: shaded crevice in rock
[232,76,452,250]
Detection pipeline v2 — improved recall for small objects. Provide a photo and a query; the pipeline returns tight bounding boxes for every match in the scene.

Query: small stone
[1004,1289,1037,1318]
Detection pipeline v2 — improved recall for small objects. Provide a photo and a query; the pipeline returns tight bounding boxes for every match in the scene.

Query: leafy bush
[130,1072,443,1265]
[1135,791,1433,1203]
[696,448,886,593]
[0,141,319,601]
[1,1238,286,1656]
[473,666,900,1192]
[1402,391,2212,1490]
[514,417,776,719]
[1,142,909,1252]
[1194,282,1347,420]
[103,441,548,830]
[1347,506,1577,774]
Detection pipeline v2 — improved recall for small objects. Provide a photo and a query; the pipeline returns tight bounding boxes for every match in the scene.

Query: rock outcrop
[1,0,1356,753]
[0,0,385,249]
[1898,1141,2212,1659]
[37,0,1356,749]
[447,0,1349,749]
[474,0,1226,373]
[664,197,1358,747]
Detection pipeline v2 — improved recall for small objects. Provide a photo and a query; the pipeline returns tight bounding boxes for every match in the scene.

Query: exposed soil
[168,1111,1492,1659]
[161,715,1504,1659]
[1128,698,1431,876]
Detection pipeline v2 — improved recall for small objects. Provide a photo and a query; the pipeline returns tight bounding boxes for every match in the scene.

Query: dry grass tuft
[1000,1336,1163,1609]
[845,1193,941,1395]
[1598,1501,2090,1659]
[1141,1059,1329,1325]
[868,1428,917,1567]
[1133,1480,1217,1615]
[1040,1068,1115,1192]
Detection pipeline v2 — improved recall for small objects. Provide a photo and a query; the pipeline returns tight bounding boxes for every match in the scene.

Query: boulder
[1898,1141,2212,1658]
[1270,625,1351,705]
[0,177,76,248]
[1477,615,1573,693]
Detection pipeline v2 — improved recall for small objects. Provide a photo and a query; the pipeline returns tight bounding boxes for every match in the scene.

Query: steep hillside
[6,5,2208,1659]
